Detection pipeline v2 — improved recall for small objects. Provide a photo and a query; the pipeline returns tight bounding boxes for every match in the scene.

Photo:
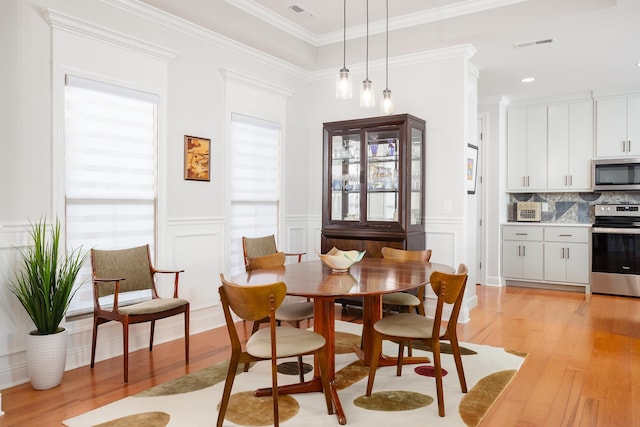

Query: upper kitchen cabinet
[595,94,640,157]
[321,114,426,257]
[547,100,593,191]
[507,105,547,192]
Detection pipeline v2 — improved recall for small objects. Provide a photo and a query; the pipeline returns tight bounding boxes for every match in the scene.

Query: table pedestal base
[255,377,345,425]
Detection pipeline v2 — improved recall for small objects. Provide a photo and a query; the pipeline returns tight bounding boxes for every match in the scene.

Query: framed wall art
[466,143,478,194]
[184,135,210,181]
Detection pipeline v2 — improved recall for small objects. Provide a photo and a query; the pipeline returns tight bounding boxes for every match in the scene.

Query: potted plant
[10,217,88,390]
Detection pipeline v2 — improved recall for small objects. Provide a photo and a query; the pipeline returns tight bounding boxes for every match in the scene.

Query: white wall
[0,0,478,389]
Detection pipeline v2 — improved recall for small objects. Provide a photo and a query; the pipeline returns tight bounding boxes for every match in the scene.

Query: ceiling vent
[289,4,309,13]
[513,38,555,48]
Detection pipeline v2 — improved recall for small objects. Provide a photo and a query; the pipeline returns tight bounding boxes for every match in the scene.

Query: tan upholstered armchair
[90,245,190,382]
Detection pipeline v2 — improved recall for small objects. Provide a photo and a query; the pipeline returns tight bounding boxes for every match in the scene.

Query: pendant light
[336,0,352,99]
[381,0,393,115]
[360,0,375,108]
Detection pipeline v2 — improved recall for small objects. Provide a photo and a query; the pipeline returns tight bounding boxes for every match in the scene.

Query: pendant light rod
[382,0,393,114]
[365,0,369,80]
[342,0,347,69]
[360,0,375,107]
[336,0,352,99]
[385,0,389,90]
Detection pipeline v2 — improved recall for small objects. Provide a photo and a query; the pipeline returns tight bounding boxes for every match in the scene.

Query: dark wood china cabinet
[321,114,426,258]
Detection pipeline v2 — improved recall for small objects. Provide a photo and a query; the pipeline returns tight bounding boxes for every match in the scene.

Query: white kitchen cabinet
[543,227,590,284]
[547,101,593,190]
[502,225,591,292]
[502,226,544,281]
[595,94,640,157]
[507,105,547,191]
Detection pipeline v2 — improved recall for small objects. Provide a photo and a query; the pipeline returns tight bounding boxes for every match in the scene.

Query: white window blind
[229,113,281,276]
[64,76,158,317]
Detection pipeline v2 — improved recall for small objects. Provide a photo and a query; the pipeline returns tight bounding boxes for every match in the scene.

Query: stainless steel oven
[591,204,640,297]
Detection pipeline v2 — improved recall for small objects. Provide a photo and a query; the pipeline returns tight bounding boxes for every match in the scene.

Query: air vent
[513,38,555,48]
[289,5,306,13]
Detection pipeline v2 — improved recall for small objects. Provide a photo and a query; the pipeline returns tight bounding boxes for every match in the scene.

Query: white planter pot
[26,328,68,390]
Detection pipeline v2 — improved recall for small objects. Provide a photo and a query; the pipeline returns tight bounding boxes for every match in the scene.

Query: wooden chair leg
[123,321,129,383]
[216,353,241,427]
[90,319,99,368]
[432,339,445,417]
[149,320,156,351]
[271,357,279,427]
[396,341,405,376]
[184,309,190,363]
[449,335,467,392]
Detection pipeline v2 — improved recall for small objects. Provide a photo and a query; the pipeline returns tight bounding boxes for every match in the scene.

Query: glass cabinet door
[330,133,361,221]
[410,127,423,225]
[366,129,399,222]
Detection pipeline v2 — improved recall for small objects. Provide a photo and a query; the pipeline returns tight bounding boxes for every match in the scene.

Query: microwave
[592,158,640,191]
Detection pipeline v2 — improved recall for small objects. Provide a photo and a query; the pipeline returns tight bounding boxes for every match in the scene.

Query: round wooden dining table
[231,257,454,425]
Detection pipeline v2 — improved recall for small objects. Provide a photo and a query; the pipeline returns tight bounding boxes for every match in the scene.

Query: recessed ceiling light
[521,77,535,83]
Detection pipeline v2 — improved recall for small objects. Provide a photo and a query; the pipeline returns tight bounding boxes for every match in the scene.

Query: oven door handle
[592,227,640,235]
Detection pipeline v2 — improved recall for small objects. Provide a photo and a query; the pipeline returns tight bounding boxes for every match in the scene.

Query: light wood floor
[1,285,639,426]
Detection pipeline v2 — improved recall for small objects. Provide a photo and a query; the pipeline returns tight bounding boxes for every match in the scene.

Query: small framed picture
[184,135,210,181]
[466,143,478,194]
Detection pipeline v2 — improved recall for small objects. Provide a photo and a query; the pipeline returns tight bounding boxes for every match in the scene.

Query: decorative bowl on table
[317,247,366,273]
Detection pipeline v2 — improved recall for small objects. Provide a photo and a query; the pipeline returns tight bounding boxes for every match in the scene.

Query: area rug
[63,321,526,427]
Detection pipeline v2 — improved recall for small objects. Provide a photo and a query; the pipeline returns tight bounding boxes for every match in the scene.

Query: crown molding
[310,44,477,81]
[97,0,478,83]
[43,8,179,62]
[99,0,311,80]
[220,69,294,98]
[228,0,527,47]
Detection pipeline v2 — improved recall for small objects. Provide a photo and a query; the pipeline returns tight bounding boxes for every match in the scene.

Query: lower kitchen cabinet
[502,226,544,280]
[502,224,590,292]
[543,227,590,284]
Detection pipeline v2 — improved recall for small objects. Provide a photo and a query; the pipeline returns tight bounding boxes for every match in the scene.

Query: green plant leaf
[9,217,89,335]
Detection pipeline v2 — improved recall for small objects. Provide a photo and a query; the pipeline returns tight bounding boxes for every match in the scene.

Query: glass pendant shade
[382,89,393,115]
[360,79,375,108]
[336,67,352,99]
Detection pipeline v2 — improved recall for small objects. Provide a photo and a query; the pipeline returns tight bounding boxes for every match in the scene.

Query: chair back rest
[242,235,278,259]
[246,251,286,271]
[219,274,286,322]
[430,264,468,327]
[381,247,432,262]
[91,245,155,297]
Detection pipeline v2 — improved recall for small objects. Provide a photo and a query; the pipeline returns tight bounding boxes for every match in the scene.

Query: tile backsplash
[508,192,640,224]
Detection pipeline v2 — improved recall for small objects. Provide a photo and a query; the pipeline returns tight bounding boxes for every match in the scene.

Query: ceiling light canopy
[521,77,535,83]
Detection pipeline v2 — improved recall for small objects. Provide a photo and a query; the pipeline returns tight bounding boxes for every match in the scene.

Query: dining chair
[90,245,190,382]
[242,234,305,268]
[242,235,313,381]
[380,247,432,316]
[365,264,469,417]
[217,274,333,427]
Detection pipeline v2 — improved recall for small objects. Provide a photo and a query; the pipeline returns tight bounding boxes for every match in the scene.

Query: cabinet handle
[566,247,570,258]
[558,234,572,237]
[522,245,526,257]
[515,233,528,236]
[629,141,632,152]
[622,140,627,152]
[569,175,572,186]
[561,248,565,259]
